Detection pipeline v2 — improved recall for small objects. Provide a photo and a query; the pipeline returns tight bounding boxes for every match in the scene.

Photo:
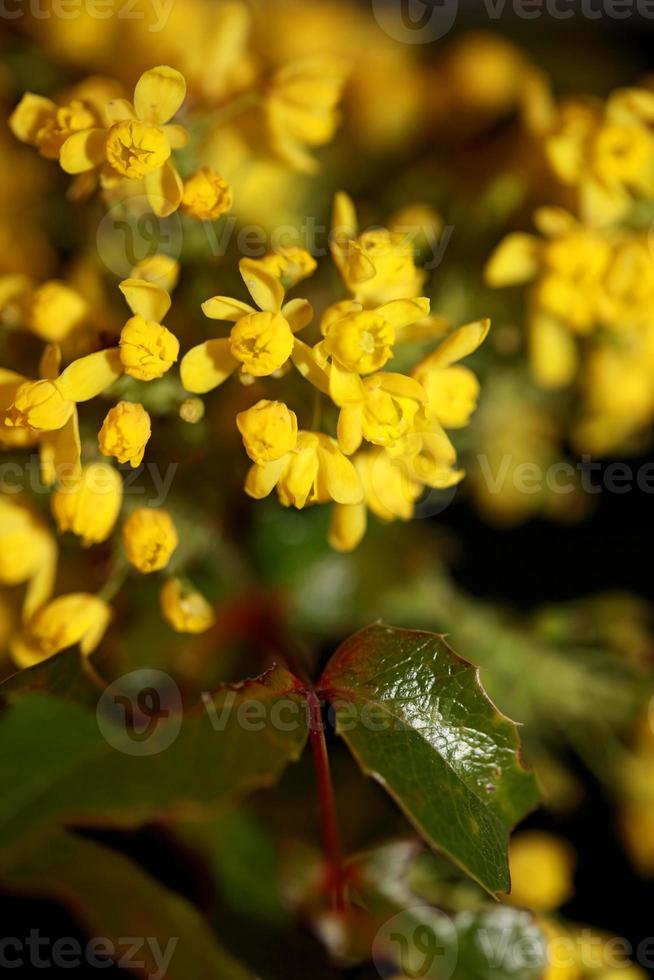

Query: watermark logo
[96,197,182,278]
[372,907,458,979]
[372,0,459,43]
[96,669,182,756]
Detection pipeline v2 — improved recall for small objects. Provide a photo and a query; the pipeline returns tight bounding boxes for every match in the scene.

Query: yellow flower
[0,495,57,620]
[236,400,298,464]
[9,93,97,160]
[328,447,422,552]
[507,832,575,912]
[264,57,349,173]
[412,319,490,428]
[4,345,120,489]
[5,379,74,432]
[181,256,313,393]
[27,280,89,343]
[99,401,151,468]
[546,89,654,226]
[60,66,189,217]
[11,593,111,669]
[118,278,179,381]
[160,578,215,634]
[322,298,430,377]
[331,192,427,306]
[122,507,178,573]
[181,167,233,221]
[336,372,427,456]
[51,462,123,546]
[245,431,363,509]
[257,247,317,290]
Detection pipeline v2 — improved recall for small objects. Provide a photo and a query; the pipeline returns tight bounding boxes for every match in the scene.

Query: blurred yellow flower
[51,462,123,547]
[160,578,215,634]
[264,57,349,173]
[332,192,427,306]
[508,832,575,912]
[11,592,111,669]
[122,507,178,573]
[0,495,57,620]
[181,167,233,221]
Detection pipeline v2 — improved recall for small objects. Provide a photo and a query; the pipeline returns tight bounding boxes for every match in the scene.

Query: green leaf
[319,624,538,895]
[0,829,255,979]
[0,648,308,852]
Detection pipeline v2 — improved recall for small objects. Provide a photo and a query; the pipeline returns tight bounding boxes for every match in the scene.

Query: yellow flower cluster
[179,193,488,552]
[486,206,654,453]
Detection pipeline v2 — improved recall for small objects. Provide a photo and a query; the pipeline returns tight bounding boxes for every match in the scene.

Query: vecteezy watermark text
[0,0,174,31]
[372,0,654,44]
[0,932,177,978]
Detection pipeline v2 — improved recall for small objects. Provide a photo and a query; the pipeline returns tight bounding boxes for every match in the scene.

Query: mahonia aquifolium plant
[1,66,489,670]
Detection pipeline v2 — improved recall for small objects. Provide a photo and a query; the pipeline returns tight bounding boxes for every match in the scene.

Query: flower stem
[307,687,346,912]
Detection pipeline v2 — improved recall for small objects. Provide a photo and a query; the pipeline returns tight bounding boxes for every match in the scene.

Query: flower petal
[239,258,285,313]
[427,319,491,368]
[145,160,183,218]
[119,278,171,322]
[329,360,365,407]
[291,339,330,395]
[485,233,540,288]
[40,409,82,489]
[9,93,56,145]
[105,98,135,123]
[57,349,123,402]
[134,65,186,125]
[337,403,364,456]
[328,502,367,552]
[59,128,107,175]
[282,298,313,333]
[244,457,289,499]
[529,313,578,389]
[201,297,255,321]
[317,439,364,504]
[164,123,190,149]
[377,297,430,330]
[180,339,238,394]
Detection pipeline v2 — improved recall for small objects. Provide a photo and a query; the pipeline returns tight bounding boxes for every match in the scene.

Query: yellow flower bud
[28,280,89,342]
[179,397,204,424]
[5,380,73,431]
[236,399,298,463]
[99,401,151,468]
[160,578,215,633]
[51,462,123,546]
[182,167,233,221]
[11,592,111,669]
[105,120,170,179]
[122,507,178,573]
[324,310,395,374]
[230,312,294,376]
[119,314,180,381]
[508,832,575,912]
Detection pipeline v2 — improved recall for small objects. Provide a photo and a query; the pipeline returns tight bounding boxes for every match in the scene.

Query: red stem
[307,687,346,912]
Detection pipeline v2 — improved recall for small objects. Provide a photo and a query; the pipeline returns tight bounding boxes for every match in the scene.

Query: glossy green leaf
[0,829,255,979]
[319,624,538,894]
[0,648,308,851]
